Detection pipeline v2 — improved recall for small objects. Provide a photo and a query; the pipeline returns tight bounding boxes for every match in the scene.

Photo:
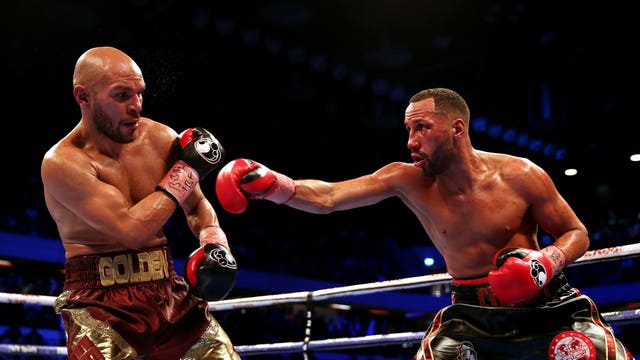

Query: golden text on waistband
[98,249,170,286]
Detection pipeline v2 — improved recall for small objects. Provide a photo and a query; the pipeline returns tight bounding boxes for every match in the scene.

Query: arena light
[332,64,348,80]
[329,303,351,311]
[470,117,488,132]
[487,123,502,138]
[470,118,568,162]
[542,143,556,157]
[516,133,530,148]
[265,36,284,55]
[555,148,567,161]
[502,128,517,143]
[528,139,543,152]
[309,55,327,72]
[242,28,261,48]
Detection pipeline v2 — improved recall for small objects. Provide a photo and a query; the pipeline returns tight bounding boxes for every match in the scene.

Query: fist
[488,248,554,305]
[185,243,238,301]
[215,159,295,214]
[178,127,225,180]
[157,127,225,204]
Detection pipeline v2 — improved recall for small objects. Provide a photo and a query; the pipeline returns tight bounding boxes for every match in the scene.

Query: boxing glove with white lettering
[158,127,225,204]
[488,246,566,305]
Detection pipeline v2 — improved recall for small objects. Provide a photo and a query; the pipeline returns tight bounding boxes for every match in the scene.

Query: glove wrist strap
[266,171,296,204]
[157,160,199,204]
[199,225,229,248]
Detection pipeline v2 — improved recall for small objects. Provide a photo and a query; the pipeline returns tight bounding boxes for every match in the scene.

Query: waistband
[63,246,175,290]
[452,276,492,286]
[451,273,572,307]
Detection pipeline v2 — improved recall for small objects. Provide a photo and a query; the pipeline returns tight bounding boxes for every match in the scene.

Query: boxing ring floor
[1,243,639,359]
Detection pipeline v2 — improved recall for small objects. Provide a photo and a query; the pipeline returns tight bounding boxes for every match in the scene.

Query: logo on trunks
[456,341,477,360]
[529,259,548,288]
[98,249,170,286]
[195,137,223,165]
[548,331,596,360]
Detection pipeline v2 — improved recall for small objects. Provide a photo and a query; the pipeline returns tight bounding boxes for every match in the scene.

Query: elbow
[114,225,161,250]
[570,227,590,259]
[581,230,591,254]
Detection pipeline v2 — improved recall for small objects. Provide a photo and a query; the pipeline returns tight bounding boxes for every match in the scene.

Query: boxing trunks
[53,246,240,360]
[415,273,635,360]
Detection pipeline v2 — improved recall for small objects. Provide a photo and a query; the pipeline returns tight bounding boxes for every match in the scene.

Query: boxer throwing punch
[216,88,634,359]
[41,46,240,360]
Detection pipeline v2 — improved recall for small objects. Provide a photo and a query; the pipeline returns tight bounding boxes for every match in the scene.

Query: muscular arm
[182,184,223,245]
[42,148,178,250]
[516,159,590,264]
[286,162,407,214]
[216,159,419,215]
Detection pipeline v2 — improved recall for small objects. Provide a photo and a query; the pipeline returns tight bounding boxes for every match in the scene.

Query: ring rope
[214,242,640,311]
[1,243,639,357]
[1,243,637,310]
[2,307,640,356]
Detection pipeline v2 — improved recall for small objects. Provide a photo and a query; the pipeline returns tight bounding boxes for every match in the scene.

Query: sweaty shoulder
[487,152,545,179]
[486,152,552,197]
[134,118,179,149]
[42,129,91,181]
[41,118,178,184]
[374,161,434,191]
[143,118,178,140]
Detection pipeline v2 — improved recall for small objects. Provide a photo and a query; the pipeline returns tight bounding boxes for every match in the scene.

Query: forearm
[183,187,220,243]
[548,227,590,265]
[115,192,178,248]
[215,158,389,214]
[284,179,338,214]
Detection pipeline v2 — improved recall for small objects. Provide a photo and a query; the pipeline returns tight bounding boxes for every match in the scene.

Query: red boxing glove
[488,246,566,305]
[215,158,295,214]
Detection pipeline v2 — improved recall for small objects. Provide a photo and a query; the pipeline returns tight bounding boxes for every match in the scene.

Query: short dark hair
[410,88,470,124]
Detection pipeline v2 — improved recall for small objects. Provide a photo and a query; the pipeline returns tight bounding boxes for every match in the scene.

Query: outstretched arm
[215,159,405,214]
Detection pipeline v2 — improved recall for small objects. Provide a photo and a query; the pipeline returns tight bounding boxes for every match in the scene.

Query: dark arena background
[2,0,639,359]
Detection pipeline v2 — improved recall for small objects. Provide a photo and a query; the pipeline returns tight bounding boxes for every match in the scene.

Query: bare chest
[411,183,532,245]
[94,151,168,204]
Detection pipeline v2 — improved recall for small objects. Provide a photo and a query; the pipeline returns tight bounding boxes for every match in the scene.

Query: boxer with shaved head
[42,46,239,359]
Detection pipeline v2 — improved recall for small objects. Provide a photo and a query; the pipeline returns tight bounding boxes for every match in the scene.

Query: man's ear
[73,86,89,104]
[452,118,465,136]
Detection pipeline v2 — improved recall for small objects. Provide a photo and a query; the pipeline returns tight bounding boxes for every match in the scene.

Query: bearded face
[91,102,136,144]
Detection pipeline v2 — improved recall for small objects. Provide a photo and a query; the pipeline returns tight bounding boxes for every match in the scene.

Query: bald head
[72,46,143,90]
